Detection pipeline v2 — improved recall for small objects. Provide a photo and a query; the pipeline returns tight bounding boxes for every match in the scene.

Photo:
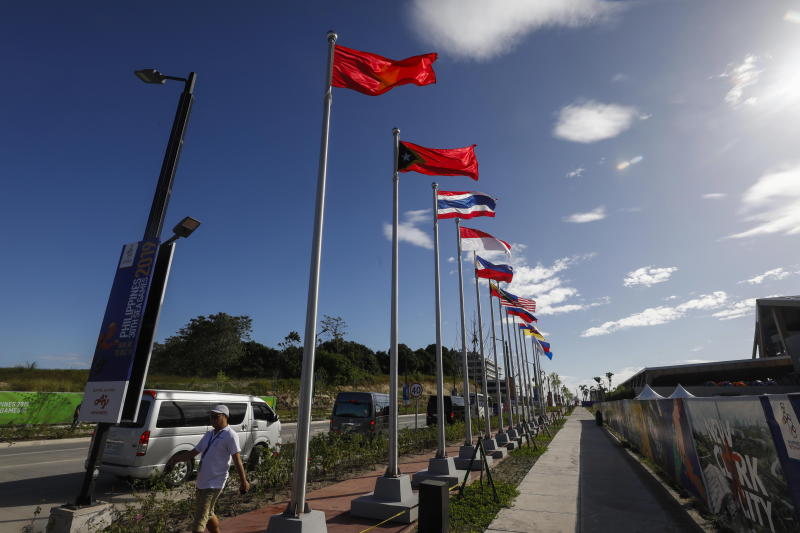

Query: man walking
[167,404,250,533]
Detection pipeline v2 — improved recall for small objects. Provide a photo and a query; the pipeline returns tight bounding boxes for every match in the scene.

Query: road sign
[410,383,423,399]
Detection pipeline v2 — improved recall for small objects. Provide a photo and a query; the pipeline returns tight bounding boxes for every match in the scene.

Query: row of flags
[329,38,558,381]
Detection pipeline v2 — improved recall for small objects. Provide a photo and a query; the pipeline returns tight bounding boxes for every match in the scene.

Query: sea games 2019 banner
[81,241,158,424]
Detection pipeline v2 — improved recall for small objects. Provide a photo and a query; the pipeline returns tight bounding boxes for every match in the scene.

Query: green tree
[150,313,252,376]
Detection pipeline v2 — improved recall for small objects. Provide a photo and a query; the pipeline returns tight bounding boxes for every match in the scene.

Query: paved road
[0,414,426,532]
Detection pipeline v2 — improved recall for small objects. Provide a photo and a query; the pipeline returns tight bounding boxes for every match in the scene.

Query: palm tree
[606,371,614,391]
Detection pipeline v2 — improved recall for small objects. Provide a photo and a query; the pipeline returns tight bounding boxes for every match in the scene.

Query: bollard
[595,410,603,426]
[418,480,448,533]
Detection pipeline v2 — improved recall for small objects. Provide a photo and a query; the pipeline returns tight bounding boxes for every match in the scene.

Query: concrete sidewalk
[487,407,701,533]
[486,410,581,533]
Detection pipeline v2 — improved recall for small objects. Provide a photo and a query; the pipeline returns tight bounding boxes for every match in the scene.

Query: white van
[96,390,281,486]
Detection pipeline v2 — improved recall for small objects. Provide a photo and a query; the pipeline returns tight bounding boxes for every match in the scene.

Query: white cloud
[565,167,585,178]
[728,164,800,239]
[623,266,678,288]
[382,209,432,249]
[618,207,642,213]
[702,193,726,199]
[785,11,800,24]
[712,298,757,320]
[563,206,606,223]
[719,54,762,107]
[611,73,628,83]
[581,291,727,337]
[554,100,641,143]
[447,256,455,263]
[409,0,621,61]
[740,267,791,285]
[616,155,643,171]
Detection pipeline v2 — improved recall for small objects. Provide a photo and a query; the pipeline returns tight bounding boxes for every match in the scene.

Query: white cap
[210,404,229,417]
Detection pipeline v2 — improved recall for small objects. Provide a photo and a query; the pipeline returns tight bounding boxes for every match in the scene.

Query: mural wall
[601,394,800,533]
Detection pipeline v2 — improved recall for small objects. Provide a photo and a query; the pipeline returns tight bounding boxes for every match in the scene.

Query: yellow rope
[356,509,409,533]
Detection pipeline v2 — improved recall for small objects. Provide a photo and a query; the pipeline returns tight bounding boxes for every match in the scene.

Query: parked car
[94,390,280,486]
[426,395,467,425]
[329,391,389,436]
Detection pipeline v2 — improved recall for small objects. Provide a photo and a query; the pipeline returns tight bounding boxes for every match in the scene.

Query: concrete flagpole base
[47,502,114,533]
[453,444,494,471]
[265,510,327,533]
[482,437,507,459]
[506,427,519,440]
[350,474,419,524]
[496,431,516,449]
[411,456,466,488]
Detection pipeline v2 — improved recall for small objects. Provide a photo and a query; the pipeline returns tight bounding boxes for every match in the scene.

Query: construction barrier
[600,394,800,533]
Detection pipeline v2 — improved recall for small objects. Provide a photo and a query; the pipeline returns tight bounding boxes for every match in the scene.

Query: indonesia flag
[475,255,513,282]
[436,191,496,220]
[459,227,511,255]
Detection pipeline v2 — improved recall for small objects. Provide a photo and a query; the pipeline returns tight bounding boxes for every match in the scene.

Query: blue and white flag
[436,190,496,220]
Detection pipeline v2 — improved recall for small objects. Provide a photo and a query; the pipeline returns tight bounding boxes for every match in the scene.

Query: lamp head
[135,69,166,84]
[171,216,201,239]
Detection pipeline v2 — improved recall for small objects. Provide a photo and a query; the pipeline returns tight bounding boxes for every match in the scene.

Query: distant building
[467,351,499,384]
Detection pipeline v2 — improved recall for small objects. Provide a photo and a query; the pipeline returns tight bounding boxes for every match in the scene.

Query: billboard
[81,241,158,423]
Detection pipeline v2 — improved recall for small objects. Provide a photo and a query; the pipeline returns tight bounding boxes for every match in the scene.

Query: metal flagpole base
[350,475,418,524]
[266,510,327,533]
[411,456,465,488]
[482,437,507,459]
[453,445,493,471]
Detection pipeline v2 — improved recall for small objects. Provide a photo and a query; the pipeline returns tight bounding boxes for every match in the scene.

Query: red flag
[398,141,479,181]
[332,45,437,96]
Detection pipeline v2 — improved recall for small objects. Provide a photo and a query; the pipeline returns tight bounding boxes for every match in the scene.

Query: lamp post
[74,70,196,507]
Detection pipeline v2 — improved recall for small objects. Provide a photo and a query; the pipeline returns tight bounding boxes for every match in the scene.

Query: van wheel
[164,455,192,487]
[248,444,267,470]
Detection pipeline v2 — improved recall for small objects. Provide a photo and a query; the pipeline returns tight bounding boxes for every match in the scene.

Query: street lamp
[163,216,201,244]
[74,68,197,508]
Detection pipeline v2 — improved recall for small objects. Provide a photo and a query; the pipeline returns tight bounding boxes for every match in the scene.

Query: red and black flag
[332,45,437,96]
[398,141,479,181]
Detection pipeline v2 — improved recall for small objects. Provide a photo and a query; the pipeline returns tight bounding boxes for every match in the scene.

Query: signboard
[410,383,423,399]
[81,240,159,423]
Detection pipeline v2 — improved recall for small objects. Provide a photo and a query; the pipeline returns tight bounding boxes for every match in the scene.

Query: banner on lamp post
[81,240,158,423]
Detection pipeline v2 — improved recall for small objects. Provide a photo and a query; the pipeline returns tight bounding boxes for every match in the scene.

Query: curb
[1,436,91,448]
[602,425,716,533]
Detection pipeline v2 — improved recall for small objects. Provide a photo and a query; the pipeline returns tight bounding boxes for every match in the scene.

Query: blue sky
[3,1,800,393]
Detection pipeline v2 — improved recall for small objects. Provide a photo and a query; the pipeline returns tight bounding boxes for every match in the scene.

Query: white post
[275,32,336,528]
[455,219,473,446]
[432,184,447,457]
[473,252,491,437]
[386,127,400,476]
[487,284,503,434]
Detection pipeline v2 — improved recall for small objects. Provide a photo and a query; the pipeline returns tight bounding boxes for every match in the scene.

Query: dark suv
[426,395,465,425]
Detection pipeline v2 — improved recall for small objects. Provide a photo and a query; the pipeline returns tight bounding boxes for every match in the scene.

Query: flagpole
[278,30,336,525]
[510,312,523,423]
[387,127,400,477]
[432,183,447,458]
[488,284,503,436]
[455,218,473,446]
[472,252,491,438]
[501,291,516,429]
[513,325,525,422]
[520,327,532,423]
[532,336,544,417]
[497,290,512,430]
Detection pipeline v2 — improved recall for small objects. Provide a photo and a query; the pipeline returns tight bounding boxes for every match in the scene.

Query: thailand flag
[459,227,511,255]
[475,255,513,282]
[436,191,496,220]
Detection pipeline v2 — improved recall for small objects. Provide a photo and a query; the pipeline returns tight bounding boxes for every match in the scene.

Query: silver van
[96,389,281,485]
